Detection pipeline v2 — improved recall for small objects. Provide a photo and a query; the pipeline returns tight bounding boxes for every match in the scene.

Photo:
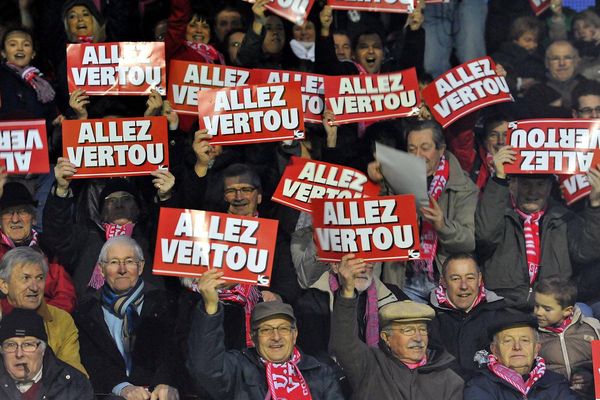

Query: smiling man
[188,269,344,399]
[429,253,505,380]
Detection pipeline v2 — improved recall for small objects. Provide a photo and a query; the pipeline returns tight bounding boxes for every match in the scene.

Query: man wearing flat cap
[187,269,344,399]
[0,308,93,399]
[330,258,463,399]
[464,312,579,399]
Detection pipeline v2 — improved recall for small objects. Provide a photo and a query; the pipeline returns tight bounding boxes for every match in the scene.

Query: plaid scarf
[217,284,262,348]
[434,280,486,312]
[413,154,449,281]
[263,347,312,400]
[88,223,136,289]
[5,63,55,104]
[488,354,546,396]
[329,273,379,347]
[513,203,545,287]
[184,41,225,64]
[544,313,573,334]
[101,278,144,373]
[0,228,38,249]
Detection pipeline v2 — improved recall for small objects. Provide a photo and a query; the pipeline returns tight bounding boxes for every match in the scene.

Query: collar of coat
[429,288,504,314]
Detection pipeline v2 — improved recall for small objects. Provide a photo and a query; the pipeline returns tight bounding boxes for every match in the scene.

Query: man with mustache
[428,253,505,380]
[330,256,463,399]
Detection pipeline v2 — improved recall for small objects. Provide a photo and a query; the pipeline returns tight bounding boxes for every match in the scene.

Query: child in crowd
[534,276,600,399]
[492,16,546,97]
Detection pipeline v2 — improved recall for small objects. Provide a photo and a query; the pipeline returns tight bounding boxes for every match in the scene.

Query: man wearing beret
[0,308,93,399]
[464,312,579,399]
[187,269,344,399]
[330,255,463,399]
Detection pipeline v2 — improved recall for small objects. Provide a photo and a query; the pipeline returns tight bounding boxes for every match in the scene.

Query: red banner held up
[592,341,600,398]
[67,42,166,95]
[422,57,513,128]
[0,120,49,174]
[529,0,551,16]
[505,119,600,175]
[197,82,305,145]
[312,195,420,262]
[250,69,325,124]
[167,60,251,116]
[153,207,278,287]
[324,68,420,125]
[272,157,380,213]
[246,0,316,24]
[327,0,416,13]
[558,174,591,206]
[62,116,169,178]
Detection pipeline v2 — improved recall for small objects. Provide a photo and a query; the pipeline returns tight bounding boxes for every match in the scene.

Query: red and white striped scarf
[488,355,546,395]
[5,63,55,104]
[0,228,38,249]
[184,41,225,64]
[434,280,486,312]
[217,284,262,348]
[513,206,545,287]
[544,313,573,334]
[413,154,449,281]
[263,347,312,400]
[88,223,136,289]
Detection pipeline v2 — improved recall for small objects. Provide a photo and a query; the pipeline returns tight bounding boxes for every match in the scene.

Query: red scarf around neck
[434,280,486,312]
[413,154,449,281]
[513,202,545,287]
[184,41,225,64]
[544,313,573,334]
[488,354,546,395]
[217,284,262,348]
[403,356,427,370]
[263,347,312,400]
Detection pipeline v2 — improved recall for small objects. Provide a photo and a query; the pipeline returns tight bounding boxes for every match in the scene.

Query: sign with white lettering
[327,0,416,13]
[312,195,420,262]
[558,173,591,206]
[62,116,169,178]
[0,120,49,174]
[197,82,305,145]
[272,157,380,213]
[324,68,420,124]
[505,119,600,175]
[422,57,513,128]
[245,0,315,24]
[529,0,551,16]
[153,207,277,286]
[67,42,166,95]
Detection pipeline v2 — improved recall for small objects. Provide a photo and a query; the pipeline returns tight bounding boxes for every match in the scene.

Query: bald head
[545,40,579,82]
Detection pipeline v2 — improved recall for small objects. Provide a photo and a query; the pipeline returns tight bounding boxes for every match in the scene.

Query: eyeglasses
[1,341,41,353]
[1,208,32,218]
[388,326,429,336]
[104,194,134,203]
[577,106,600,116]
[224,187,256,197]
[103,258,139,268]
[256,325,295,337]
[546,55,577,63]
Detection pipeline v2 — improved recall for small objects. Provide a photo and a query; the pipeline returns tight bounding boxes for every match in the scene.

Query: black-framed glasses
[256,325,295,337]
[577,106,600,116]
[1,341,41,353]
[0,208,32,218]
[224,187,256,196]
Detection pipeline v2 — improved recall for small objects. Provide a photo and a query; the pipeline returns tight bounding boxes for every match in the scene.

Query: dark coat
[492,41,546,95]
[429,289,506,380]
[0,347,93,400]
[330,295,464,400]
[73,285,182,395]
[464,368,579,399]
[186,302,345,400]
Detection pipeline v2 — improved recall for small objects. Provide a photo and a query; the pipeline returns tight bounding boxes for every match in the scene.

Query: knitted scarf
[0,228,38,249]
[263,347,312,400]
[513,205,545,287]
[475,147,495,189]
[5,63,55,104]
[184,41,225,64]
[488,354,546,396]
[217,284,262,348]
[76,36,94,43]
[544,313,573,334]
[413,155,449,281]
[403,356,427,370]
[101,278,144,373]
[88,223,136,289]
[434,280,486,312]
[329,273,379,347]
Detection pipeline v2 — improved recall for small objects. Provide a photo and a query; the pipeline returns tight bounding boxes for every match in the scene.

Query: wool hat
[379,300,435,327]
[0,309,47,343]
[0,182,38,211]
[250,302,296,330]
[61,0,105,26]
[98,178,139,212]
[487,312,538,341]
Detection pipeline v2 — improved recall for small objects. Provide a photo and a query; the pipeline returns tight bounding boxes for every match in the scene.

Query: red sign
[559,174,591,206]
[152,207,278,286]
[324,68,420,125]
[272,157,381,213]
[62,116,169,178]
[0,120,49,174]
[312,195,420,262]
[327,0,416,13]
[245,0,316,24]
[592,341,600,398]
[167,60,250,116]
[197,82,305,145]
[505,119,600,175]
[67,42,166,95]
[250,69,325,124]
[422,57,513,128]
[529,0,551,15]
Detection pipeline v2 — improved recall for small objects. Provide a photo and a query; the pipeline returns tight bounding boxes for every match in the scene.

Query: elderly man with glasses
[0,308,93,399]
[187,268,344,399]
[74,236,181,400]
